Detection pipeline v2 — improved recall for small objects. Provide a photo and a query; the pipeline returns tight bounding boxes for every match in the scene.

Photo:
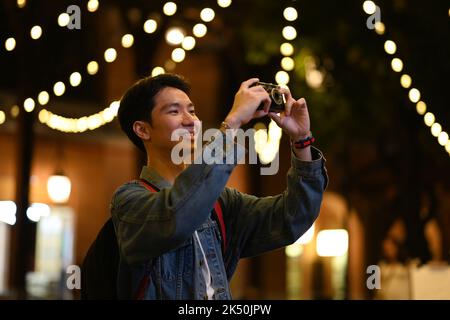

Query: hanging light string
[0,0,124,133]
[254,3,299,164]
[1,1,163,131]
[3,1,100,54]
[362,1,450,156]
[1,0,103,129]
[152,0,232,76]
[276,6,298,86]
[37,1,234,133]
[0,1,233,132]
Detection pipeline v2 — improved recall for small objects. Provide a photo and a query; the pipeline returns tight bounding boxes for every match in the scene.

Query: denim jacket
[110,133,328,300]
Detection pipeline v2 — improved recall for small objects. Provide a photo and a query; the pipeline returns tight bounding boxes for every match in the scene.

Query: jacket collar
[139,166,172,190]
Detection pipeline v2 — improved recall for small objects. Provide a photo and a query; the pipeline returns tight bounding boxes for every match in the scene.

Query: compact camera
[252,81,286,113]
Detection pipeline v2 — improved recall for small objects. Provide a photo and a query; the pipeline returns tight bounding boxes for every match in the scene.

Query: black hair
[118,73,191,152]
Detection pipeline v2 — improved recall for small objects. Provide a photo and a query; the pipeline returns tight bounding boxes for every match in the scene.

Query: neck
[146,147,186,184]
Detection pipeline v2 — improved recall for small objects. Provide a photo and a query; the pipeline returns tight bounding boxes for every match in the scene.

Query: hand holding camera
[224,78,310,141]
[224,78,272,129]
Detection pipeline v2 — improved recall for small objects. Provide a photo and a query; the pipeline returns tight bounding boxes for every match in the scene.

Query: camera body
[252,81,286,113]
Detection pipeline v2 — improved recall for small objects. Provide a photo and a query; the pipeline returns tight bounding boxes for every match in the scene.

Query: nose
[182,110,196,127]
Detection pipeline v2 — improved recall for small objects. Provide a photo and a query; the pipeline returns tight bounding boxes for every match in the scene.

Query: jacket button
[203,295,208,300]
[199,260,204,266]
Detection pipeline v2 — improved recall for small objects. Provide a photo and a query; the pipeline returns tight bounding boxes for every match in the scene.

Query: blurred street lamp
[47,173,71,204]
[316,229,349,257]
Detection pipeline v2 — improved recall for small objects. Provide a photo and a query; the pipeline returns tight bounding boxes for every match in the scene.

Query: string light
[0,111,6,124]
[282,26,297,40]
[5,38,16,51]
[143,19,158,34]
[38,91,50,105]
[7,4,100,52]
[121,34,134,48]
[408,88,420,103]
[400,74,412,88]
[38,100,120,133]
[58,13,70,27]
[283,7,298,21]
[217,0,232,8]
[438,132,449,146]
[391,58,403,72]
[374,22,385,35]
[166,27,185,45]
[151,67,165,77]
[87,0,99,13]
[87,61,99,75]
[275,5,300,86]
[424,112,435,127]
[363,1,449,156]
[171,48,186,62]
[181,36,196,50]
[23,98,35,113]
[104,48,117,63]
[30,26,43,40]
[362,1,376,15]
[384,40,396,54]
[160,2,226,73]
[431,123,442,137]
[281,57,295,71]
[11,105,20,118]
[280,43,294,56]
[12,2,231,134]
[275,71,290,85]
[17,0,26,9]
[193,24,207,38]
[200,8,215,22]
[14,23,128,125]
[53,82,66,96]
[163,2,177,16]
[69,72,82,87]
[416,101,426,115]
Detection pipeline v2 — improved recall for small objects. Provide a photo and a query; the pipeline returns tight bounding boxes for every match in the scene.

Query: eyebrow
[161,102,195,111]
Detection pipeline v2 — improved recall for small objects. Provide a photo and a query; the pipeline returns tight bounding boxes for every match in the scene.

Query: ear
[133,121,151,141]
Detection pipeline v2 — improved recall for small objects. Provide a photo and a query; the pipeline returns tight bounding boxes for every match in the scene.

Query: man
[112,73,328,299]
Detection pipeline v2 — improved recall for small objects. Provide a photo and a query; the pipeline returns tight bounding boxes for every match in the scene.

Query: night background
[0,0,449,300]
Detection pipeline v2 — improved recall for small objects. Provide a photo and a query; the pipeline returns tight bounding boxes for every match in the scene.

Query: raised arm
[221,147,327,263]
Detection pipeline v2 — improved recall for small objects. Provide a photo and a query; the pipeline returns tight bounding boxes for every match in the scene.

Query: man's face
[148,87,200,153]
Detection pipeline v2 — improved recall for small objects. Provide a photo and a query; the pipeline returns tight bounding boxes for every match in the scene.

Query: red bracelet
[292,132,315,149]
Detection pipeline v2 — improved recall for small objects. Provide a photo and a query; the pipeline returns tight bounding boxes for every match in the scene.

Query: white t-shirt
[194,231,215,299]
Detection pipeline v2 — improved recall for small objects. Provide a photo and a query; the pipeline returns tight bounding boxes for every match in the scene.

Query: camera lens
[271,88,283,104]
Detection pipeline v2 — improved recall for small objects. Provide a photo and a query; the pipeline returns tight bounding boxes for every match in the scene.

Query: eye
[189,109,196,115]
[168,109,179,114]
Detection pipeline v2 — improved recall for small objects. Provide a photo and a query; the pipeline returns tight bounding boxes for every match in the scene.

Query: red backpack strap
[133,178,158,300]
[214,200,227,252]
[134,274,151,300]
[138,178,159,192]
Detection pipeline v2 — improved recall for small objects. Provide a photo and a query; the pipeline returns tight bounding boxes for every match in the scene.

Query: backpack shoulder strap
[138,178,159,192]
[213,200,227,252]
